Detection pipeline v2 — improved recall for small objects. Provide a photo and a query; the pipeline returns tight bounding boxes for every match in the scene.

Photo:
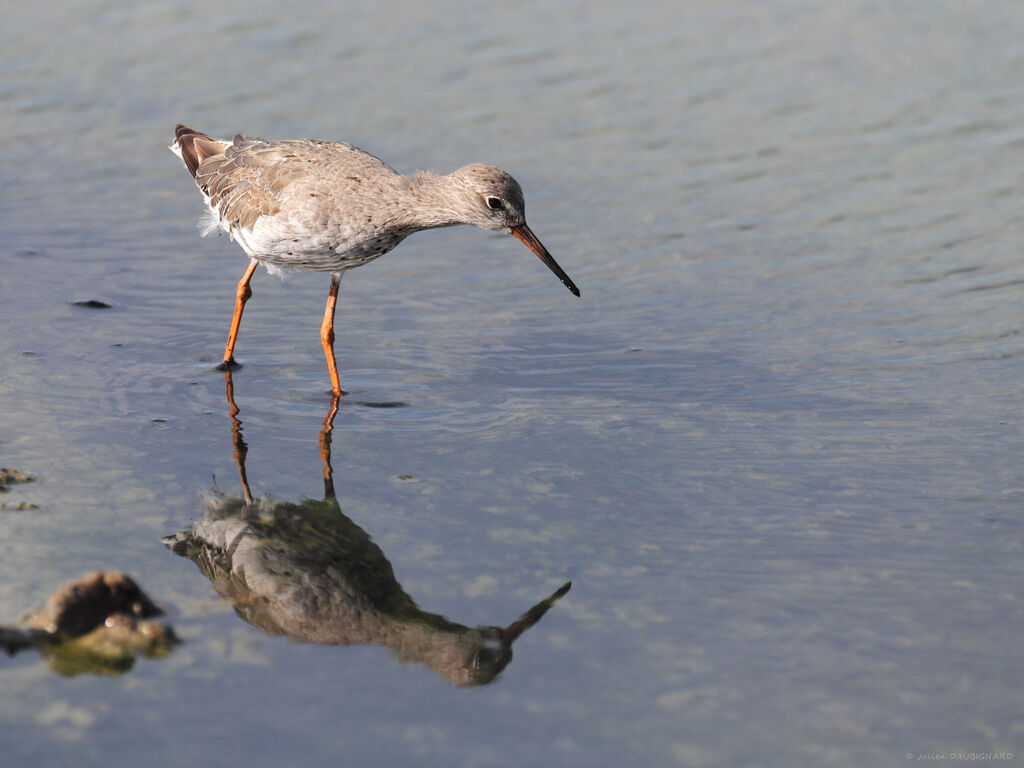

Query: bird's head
[449,164,580,297]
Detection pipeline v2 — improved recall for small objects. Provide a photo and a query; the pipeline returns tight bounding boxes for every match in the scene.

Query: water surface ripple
[1,1,1022,766]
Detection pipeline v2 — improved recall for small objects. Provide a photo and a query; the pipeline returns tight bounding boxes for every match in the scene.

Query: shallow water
[2,1,1023,766]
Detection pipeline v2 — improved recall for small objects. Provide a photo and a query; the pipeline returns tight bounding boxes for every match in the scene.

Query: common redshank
[170,125,580,395]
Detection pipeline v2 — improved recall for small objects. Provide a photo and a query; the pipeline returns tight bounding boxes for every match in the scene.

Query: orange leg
[320,275,343,396]
[221,259,259,368]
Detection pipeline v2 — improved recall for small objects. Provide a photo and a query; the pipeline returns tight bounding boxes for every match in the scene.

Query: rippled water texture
[2,1,1022,766]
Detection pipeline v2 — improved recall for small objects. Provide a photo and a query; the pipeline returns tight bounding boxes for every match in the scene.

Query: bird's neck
[396,171,467,231]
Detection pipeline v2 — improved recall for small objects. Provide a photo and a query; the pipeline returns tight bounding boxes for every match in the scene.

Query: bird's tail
[170,124,230,180]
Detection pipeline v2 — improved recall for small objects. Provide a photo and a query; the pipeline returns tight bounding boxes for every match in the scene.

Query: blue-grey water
[2,1,1022,766]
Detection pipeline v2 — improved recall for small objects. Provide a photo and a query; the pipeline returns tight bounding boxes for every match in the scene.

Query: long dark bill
[512,224,581,297]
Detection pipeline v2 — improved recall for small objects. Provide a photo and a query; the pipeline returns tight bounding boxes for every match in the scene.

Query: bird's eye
[486,197,503,211]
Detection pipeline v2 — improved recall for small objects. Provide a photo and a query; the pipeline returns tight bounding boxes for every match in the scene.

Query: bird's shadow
[164,370,569,686]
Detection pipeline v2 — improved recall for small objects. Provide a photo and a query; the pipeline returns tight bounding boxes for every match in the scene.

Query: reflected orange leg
[319,393,340,499]
[223,369,254,505]
[320,275,343,396]
[221,259,259,367]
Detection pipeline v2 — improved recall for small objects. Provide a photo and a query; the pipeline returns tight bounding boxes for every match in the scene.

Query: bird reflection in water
[165,373,570,686]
